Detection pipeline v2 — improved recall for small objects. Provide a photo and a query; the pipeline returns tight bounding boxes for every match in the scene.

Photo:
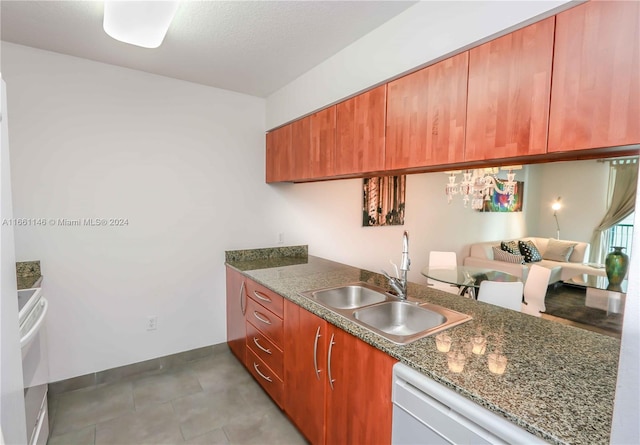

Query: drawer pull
[253,311,272,325]
[253,290,272,303]
[253,362,273,382]
[253,337,272,354]
[239,281,246,315]
[313,326,322,380]
[328,333,336,390]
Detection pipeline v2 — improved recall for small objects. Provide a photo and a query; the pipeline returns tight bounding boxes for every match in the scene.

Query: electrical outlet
[146,316,158,331]
[277,232,285,244]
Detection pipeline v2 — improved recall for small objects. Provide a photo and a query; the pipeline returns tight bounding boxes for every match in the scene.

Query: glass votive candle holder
[435,333,452,353]
[470,335,487,355]
[447,351,466,373]
[487,353,508,375]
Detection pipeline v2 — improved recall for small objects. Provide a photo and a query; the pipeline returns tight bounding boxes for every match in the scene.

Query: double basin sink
[299,282,471,345]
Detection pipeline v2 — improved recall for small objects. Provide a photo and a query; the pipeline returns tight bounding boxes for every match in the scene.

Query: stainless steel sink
[299,282,394,309]
[353,301,471,344]
[299,282,472,345]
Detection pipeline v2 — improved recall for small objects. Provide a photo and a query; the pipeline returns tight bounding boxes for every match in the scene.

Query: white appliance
[1,76,29,444]
[392,362,545,444]
[19,287,49,445]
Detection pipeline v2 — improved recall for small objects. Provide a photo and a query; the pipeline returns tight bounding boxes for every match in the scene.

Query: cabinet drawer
[247,348,284,409]
[246,321,284,378]
[246,297,284,347]
[246,280,284,318]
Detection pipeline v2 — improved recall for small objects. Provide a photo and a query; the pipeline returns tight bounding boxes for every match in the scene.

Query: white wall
[3,43,280,381]
[266,0,573,128]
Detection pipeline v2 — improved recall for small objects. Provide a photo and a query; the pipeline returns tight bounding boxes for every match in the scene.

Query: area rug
[543,284,623,334]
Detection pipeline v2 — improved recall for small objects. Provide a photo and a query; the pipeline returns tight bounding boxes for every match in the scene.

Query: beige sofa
[463,237,606,284]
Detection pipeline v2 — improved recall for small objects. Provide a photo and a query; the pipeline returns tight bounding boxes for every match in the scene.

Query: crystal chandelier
[444,166,521,210]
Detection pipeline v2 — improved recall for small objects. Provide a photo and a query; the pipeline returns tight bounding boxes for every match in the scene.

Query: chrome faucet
[382,231,411,300]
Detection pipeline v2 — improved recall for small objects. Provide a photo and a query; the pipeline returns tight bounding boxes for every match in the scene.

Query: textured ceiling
[1,1,417,97]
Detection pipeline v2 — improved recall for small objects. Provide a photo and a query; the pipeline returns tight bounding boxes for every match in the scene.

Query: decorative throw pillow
[492,246,525,264]
[518,240,542,263]
[501,240,521,255]
[543,238,577,262]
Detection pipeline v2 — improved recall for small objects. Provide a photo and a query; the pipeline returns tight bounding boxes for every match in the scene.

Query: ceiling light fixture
[103,1,179,49]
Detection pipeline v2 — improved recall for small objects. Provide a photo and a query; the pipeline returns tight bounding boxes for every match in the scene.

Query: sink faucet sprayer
[382,231,411,300]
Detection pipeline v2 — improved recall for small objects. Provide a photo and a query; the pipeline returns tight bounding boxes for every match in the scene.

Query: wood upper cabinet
[266,124,293,183]
[225,267,246,363]
[335,86,386,175]
[284,301,327,445]
[465,17,555,161]
[548,1,640,152]
[292,107,336,181]
[325,326,396,445]
[386,52,469,170]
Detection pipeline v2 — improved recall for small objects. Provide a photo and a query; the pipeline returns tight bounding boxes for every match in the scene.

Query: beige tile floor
[47,349,307,445]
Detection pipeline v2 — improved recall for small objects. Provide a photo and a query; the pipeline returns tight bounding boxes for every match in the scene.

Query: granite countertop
[16,260,42,290]
[226,247,620,445]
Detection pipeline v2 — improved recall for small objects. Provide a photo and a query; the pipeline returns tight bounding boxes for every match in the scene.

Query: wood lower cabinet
[465,17,555,161]
[245,286,285,408]
[284,301,327,445]
[225,267,246,362]
[335,85,386,175]
[325,326,396,445]
[548,0,640,152]
[386,52,468,170]
[284,300,396,445]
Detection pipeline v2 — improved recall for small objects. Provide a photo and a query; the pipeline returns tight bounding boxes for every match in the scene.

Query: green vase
[605,246,629,291]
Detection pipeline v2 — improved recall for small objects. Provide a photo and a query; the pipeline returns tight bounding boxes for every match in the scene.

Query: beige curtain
[589,159,639,263]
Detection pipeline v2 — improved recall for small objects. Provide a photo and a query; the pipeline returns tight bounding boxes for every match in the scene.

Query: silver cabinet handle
[239,281,246,315]
[253,311,272,325]
[253,362,272,382]
[327,333,336,390]
[313,326,322,380]
[253,290,272,303]
[253,337,272,354]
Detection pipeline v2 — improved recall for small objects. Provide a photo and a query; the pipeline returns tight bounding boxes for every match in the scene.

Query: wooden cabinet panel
[265,125,293,183]
[246,280,284,318]
[246,298,283,347]
[246,321,283,378]
[284,301,327,445]
[325,326,396,445]
[310,107,336,179]
[548,1,640,152]
[292,107,336,180]
[386,52,468,170]
[291,115,312,180]
[465,17,555,161]
[225,267,246,363]
[336,86,386,175]
[247,348,285,409]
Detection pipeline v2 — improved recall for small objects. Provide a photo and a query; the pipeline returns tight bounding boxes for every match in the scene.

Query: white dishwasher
[392,363,546,445]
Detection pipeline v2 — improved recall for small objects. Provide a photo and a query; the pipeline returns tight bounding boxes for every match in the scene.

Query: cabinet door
[266,124,293,183]
[310,107,336,180]
[325,327,396,445]
[284,301,327,445]
[336,86,386,175]
[225,267,246,363]
[291,116,312,180]
[465,17,555,161]
[548,1,640,152]
[386,52,468,170]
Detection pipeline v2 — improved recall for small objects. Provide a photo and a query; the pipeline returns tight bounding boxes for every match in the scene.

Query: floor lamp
[552,197,562,240]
